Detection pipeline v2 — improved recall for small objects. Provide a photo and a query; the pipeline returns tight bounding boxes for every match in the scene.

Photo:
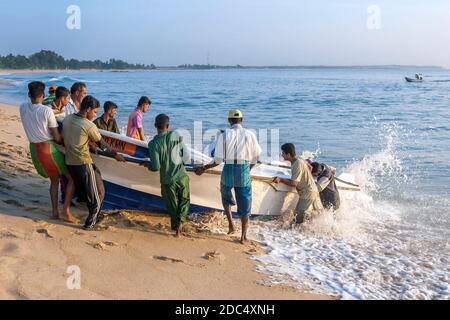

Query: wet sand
[0,102,329,300]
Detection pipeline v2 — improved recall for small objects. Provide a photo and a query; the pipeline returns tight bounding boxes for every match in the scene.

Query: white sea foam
[48,76,100,83]
[250,124,450,299]
[0,78,22,87]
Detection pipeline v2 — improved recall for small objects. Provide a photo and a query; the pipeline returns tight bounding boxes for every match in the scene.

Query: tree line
[0,50,156,70]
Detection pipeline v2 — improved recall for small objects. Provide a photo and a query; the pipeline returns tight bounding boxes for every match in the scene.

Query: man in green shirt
[43,86,57,106]
[144,114,191,237]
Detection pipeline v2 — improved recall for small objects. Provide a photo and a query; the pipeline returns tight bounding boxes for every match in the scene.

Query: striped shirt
[221,161,251,188]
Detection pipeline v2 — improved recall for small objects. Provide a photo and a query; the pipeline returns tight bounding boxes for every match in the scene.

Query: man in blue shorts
[196,109,261,244]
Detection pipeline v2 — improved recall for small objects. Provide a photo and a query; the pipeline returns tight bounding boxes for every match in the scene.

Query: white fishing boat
[66,128,360,216]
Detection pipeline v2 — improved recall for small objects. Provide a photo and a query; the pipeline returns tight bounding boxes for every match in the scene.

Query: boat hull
[92,153,358,216]
[93,154,300,215]
[56,124,360,216]
[405,77,423,82]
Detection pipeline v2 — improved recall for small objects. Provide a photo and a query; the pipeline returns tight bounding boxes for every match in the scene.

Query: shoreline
[1,64,446,76]
[0,69,100,75]
[0,101,330,300]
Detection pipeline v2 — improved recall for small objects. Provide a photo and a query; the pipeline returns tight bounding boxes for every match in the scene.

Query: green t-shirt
[63,114,102,165]
[43,94,56,106]
[148,131,190,185]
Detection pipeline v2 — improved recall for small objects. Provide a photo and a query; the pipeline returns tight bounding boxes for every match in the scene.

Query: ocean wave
[48,76,101,83]
[253,219,449,299]
[0,78,22,87]
[251,123,450,299]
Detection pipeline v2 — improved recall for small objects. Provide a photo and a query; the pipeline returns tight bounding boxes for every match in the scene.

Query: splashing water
[346,122,407,194]
[250,124,450,300]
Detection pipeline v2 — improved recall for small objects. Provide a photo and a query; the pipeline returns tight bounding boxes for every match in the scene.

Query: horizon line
[162,64,446,68]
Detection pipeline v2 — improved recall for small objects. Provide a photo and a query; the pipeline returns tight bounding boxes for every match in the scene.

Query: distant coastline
[166,64,446,71]
[0,50,446,72]
[1,65,445,75]
[0,50,155,71]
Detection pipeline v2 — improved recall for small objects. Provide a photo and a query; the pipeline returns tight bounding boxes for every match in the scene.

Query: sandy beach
[0,102,328,300]
[0,69,97,75]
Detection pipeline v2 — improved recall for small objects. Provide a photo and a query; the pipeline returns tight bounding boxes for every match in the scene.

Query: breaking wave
[250,123,450,299]
[48,76,100,83]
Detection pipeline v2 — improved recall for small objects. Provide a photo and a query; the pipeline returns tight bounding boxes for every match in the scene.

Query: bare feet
[240,236,248,245]
[175,224,183,238]
[59,212,79,224]
[51,211,59,220]
[227,224,236,235]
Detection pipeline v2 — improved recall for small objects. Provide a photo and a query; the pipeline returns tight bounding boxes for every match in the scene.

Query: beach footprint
[202,251,225,263]
[2,243,19,254]
[36,228,53,239]
[87,241,119,250]
[152,255,184,263]
[0,230,19,239]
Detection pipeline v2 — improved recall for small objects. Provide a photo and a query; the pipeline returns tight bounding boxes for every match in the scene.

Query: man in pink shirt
[126,96,151,141]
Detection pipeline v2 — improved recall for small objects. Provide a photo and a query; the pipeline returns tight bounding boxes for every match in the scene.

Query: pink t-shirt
[126,108,143,140]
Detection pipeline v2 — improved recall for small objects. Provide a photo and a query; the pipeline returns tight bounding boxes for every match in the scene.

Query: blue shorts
[220,184,252,217]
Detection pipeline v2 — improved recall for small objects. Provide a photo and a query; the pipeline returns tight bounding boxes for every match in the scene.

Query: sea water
[1,67,449,299]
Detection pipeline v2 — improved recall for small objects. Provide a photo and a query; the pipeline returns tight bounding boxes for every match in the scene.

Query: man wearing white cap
[195,109,261,244]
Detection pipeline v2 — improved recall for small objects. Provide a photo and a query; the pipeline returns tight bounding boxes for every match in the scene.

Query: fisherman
[126,96,151,141]
[93,101,120,134]
[19,81,77,223]
[143,114,191,237]
[65,82,87,116]
[63,95,125,230]
[273,143,323,224]
[64,82,89,205]
[50,86,70,116]
[310,162,341,210]
[43,86,58,106]
[195,109,261,244]
[50,86,72,204]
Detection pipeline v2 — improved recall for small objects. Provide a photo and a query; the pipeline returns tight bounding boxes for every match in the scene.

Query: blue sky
[0,0,449,67]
